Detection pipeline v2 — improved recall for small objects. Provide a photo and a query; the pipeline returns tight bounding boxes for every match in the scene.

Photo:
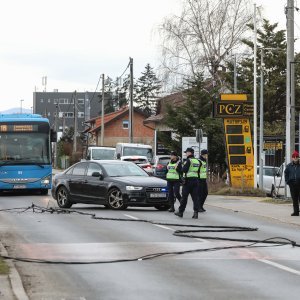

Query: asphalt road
[0,193,300,300]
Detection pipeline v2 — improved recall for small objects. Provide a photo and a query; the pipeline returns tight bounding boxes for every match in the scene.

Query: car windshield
[158,157,171,165]
[92,149,115,160]
[123,147,153,160]
[102,162,148,177]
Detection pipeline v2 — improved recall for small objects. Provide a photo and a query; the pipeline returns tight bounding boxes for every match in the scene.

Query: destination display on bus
[0,123,49,133]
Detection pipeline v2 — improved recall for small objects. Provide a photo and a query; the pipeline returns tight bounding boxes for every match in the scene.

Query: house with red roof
[85,106,155,147]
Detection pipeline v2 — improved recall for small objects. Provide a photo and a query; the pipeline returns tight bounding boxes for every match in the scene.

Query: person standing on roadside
[285,150,300,216]
[166,151,182,212]
[175,147,200,219]
[198,149,208,212]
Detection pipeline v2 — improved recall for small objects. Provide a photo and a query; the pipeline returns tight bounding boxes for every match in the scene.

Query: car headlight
[126,186,143,191]
[41,176,51,185]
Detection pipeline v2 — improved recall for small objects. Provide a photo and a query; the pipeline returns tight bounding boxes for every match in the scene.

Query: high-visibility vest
[166,162,180,180]
[186,158,200,178]
[199,159,207,179]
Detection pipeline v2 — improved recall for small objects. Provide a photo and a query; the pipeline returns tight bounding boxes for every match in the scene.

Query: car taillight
[156,164,164,170]
[143,164,152,169]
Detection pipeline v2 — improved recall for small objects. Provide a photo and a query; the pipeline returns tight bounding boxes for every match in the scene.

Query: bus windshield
[0,132,51,165]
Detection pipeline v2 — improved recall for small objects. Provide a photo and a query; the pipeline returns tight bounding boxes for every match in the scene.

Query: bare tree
[158,0,251,88]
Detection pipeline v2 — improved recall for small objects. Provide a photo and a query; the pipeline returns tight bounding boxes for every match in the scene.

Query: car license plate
[150,192,166,198]
[13,185,26,189]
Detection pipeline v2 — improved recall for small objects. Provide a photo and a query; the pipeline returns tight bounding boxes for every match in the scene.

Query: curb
[0,241,29,300]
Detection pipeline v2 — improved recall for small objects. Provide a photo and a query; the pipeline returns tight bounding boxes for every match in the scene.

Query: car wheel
[154,205,170,211]
[107,188,126,210]
[56,186,73,208]
[40,189,48,195]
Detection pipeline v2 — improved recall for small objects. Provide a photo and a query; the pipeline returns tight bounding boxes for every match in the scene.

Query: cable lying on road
[0,204,299,265]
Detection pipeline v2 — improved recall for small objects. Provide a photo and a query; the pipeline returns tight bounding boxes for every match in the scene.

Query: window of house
[65,112,74,118]
[78,99,84,105]
[48,99,51,103]
[78,112,84,118]
[40,99,44,103]
[123,120,129,129]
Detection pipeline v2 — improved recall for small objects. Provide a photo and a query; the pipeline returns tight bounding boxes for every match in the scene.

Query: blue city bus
[0,114,56,194]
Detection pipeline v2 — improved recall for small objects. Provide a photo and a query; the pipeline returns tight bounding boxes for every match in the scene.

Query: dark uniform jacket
[284,162,300,184]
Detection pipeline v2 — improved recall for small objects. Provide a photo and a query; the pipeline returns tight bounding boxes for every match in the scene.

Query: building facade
[85,107,155,147]
[33,91,102,132]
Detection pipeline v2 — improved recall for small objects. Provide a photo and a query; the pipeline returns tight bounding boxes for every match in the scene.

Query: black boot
[168,205,175,212]
[291,212,299,216]
[192,211,198,219]
[198,207,206,212]
[175,211,183,218]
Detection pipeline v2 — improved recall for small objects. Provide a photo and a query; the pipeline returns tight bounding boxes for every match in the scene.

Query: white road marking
[154,224,174,231]
[124,214,139,220]
[258,259,300,276]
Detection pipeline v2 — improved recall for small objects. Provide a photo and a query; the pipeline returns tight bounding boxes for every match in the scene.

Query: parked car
[151,155,171,179]
[51,160,169,210]
[120,155,153,175]
[257,166,280,197]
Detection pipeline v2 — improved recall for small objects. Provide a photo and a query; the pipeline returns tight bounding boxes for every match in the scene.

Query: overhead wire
[0,204,299,265]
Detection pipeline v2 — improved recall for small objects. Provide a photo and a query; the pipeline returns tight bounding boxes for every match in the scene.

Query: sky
[0,0,297,111]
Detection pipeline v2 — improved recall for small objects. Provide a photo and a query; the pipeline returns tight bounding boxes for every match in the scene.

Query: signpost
[214,94,254,189]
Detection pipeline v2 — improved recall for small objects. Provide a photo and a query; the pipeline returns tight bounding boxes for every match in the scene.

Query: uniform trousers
[167,181,181,204]
[199,179,208,208]
[178,178,200,213]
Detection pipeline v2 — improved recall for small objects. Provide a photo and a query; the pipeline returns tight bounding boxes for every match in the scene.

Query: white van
[115,143,153,161]
[86,146,115,161]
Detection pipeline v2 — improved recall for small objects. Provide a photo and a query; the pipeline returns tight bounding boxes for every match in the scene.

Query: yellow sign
[214,103,254,117]
[220,94,248,101]
[263,141,283,150]
[223,117,254,188]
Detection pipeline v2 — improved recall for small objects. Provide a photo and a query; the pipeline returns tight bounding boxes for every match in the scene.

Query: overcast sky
[0,0,296,111]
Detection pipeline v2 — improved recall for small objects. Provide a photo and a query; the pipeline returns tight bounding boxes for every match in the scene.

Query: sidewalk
[207,195,300,227]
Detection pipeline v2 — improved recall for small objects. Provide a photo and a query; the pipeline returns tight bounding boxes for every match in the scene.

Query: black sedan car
[51,160,169,210]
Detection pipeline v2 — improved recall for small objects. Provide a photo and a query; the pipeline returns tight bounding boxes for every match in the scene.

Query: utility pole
[259,49,264,190]
[55,104,59,168]
[286,0,295,165]
[129,57,134,143]
[73,91,77,154]
[253,4,258,189]
[101,74,105,146]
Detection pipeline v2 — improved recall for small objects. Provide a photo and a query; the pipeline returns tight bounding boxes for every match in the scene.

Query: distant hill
[0,108,32,114]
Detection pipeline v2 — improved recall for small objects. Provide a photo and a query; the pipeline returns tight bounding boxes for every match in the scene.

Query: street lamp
[20,99,24,114]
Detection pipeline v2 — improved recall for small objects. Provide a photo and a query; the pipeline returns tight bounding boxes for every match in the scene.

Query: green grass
[260,198,292,204]
[0,258,9,275]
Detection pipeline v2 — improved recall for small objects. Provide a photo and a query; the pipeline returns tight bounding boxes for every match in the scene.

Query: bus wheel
[56,186,72,208]
[40,189,48,195]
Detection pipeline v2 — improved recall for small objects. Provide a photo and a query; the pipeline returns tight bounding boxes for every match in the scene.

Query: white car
[257,166,279,197]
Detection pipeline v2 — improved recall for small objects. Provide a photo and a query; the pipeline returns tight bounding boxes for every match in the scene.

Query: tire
[56,186,73,208]
[154,205,170,211]
[40,189,48,195]
[107,188,126,210]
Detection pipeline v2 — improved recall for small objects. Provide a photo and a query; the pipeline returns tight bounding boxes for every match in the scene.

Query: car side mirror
[92,172,104,180]
[116,153,121,160]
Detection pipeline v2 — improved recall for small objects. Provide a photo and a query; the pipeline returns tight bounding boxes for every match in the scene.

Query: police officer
[166,151,182,212]
[175,147,200,219]
[198,149,208,212]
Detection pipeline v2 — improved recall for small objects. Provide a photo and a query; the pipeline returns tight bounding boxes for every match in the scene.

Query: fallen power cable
[0,204,299,265]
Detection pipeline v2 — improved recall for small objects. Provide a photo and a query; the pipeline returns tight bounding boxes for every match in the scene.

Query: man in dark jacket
[166,151,182,212]
[175,147,200,219]
[285,150,300,216]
